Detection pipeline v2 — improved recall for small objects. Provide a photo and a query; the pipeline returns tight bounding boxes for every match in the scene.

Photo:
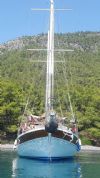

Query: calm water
[0,151,100,178]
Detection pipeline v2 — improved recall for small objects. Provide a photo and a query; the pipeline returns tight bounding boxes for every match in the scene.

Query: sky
[0,0,100,44]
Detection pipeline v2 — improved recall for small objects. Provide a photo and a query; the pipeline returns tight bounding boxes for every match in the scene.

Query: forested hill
[1,31,100,52]
[0,32,100,145]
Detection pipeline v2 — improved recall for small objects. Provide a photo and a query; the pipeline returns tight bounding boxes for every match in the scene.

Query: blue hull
[17,136,80,160]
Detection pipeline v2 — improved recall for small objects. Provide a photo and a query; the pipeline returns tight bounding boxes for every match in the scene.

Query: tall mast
[45,0,54,115]
[50,0,54,107]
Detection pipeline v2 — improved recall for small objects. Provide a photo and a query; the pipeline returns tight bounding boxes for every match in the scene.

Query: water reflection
[12,157,82,178]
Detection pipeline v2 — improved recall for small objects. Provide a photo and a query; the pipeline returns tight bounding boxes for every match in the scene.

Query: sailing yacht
[15,0,81,159]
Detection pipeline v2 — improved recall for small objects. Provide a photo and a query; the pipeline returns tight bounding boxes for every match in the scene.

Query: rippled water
[0,150,100,178]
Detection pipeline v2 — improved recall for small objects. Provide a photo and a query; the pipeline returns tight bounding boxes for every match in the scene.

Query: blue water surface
[0,150,100,178]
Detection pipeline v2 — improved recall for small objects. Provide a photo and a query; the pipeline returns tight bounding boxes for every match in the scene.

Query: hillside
[0,32,100,145]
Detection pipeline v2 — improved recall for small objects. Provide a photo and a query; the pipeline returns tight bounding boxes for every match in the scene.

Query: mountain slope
[0,32,100,145]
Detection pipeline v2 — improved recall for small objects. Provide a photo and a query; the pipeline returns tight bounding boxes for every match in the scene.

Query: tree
[0,79,24,134]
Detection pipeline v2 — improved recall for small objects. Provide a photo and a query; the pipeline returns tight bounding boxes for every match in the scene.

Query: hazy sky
[0,0,100,43]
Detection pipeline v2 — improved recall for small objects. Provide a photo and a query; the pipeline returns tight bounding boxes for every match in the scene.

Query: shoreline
[0,144,14,150]
[0,144,100,152]
[81,145,100,151]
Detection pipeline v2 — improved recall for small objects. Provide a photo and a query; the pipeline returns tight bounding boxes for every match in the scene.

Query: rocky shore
[0,144,100,151]
[0,144,14,150]
[81,145,100,151]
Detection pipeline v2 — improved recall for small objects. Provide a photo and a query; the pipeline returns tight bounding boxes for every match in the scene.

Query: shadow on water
[12,157,82,178]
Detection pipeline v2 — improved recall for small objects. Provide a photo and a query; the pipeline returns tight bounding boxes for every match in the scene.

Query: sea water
[0,150,100,178]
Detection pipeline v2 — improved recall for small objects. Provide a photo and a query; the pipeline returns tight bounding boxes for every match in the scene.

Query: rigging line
[68,56,74,89]
[54,38,68,119]
[20,95,31,125]
[28,49,46,113]
[23,96,30,116]
[61,54,75,122]
[55,64,64,119]
[54,32,73,120]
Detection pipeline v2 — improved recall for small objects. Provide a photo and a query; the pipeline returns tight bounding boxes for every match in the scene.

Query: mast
[45,0,54,115]
[50,0,54,107]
